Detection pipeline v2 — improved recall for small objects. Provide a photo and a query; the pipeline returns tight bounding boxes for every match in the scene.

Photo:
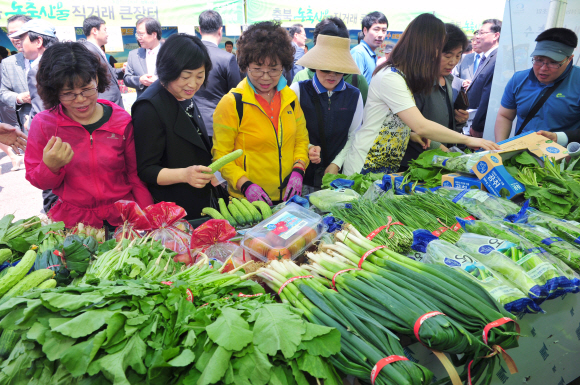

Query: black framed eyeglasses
[59,87,98,101]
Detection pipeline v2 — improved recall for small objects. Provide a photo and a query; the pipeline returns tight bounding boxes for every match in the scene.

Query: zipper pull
[328,98,331,111]
[90,134,93,147]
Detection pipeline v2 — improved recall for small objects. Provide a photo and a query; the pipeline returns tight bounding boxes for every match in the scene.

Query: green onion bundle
[404,191,472,227]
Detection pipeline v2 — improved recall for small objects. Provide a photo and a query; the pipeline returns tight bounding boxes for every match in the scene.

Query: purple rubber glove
[241,181,273,205]
[283,168,304,201]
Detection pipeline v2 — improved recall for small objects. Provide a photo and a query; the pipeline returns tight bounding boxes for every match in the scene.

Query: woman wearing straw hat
[289,30,363,191]
[212,21,309,205]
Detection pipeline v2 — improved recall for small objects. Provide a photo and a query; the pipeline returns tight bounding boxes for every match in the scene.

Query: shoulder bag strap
[233,92,243,126]
[310,92,328,165]
[515,78,565,136]
[352,74,358,89]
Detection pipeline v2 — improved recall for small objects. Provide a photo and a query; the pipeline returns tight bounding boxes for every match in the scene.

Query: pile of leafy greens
[0,215,64,255]
[321,172,384,194]
[402,149,464,188]
[0,280,342,385]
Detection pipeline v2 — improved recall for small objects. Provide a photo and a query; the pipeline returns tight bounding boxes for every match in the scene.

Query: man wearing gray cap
[495,28,579,143]
[8,19,58,123]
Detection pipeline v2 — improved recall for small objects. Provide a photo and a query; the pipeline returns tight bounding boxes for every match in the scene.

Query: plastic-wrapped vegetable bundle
[502,222,580,271]
[457,218,580,297]
[526,209,580,249]
[432,151,493,174]
[436,188,520,221]
[411,230,542,314]
[456,233,549,302]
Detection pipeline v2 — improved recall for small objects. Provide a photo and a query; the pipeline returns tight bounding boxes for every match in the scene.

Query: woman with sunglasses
[24,42,153,228]
[289,25,363,192]
[212,21,309,205]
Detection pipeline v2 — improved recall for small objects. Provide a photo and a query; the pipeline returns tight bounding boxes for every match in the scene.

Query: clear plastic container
[241,203,325,262]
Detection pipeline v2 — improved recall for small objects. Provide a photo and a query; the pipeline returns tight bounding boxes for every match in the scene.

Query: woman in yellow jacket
[213,21,309,205]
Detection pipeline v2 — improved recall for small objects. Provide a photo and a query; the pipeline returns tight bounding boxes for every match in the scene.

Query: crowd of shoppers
[0,9,575,225]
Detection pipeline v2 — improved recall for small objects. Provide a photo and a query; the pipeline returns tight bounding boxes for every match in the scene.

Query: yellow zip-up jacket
[212,78,310,201]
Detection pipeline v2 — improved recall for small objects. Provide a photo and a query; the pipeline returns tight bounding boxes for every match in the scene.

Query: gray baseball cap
[531,40,575,62]
[9,19,56,39]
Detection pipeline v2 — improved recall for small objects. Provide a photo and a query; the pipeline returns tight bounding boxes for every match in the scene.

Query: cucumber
[0,330,20,359]
[228,203,246,226]
[252,201,273,219]
[232,198,253,224]
[0,250,11,265]
[0,269,54,306]
[206,149,243,173]
[241,199,262,223]
[218,198,237,227]
[0,250,36,297]
[202,207,225,220]
[37,279,57,289]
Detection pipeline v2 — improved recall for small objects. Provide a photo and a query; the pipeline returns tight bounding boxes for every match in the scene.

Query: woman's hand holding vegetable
[241,181,273,205]
[324,163,339,175]
[183,165,213,188]
[309,146,321,164]
[43,136,74,173]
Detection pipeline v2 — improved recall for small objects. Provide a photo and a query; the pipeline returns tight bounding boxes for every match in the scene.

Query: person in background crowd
[401,23,469,166]
[292,17,369,105]
[101,45,124,80]
[350,11,388,84]
[132,34,222,221]
[495,28,580,144]
[453,33,483,86]
[124,17,162,98]
[463,42,473,55]
[25,42,153,228]
[224,40,234,53]
[13,19,59,211]
[0,47,9,60]
[357,31,364,44]
[467,19,501,138]
[0,14,32,134]
[193,10,241,141]
[213,21,309,205]
[343,13,499,176]
[289,23,307,79]
[80,16,124,107]
[290,33,363,192]
[303,45,308,53]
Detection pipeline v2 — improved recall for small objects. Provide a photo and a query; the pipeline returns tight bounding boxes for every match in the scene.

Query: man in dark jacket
[466,19,501,138]
[80,16,124,108]
[193,10,241,140]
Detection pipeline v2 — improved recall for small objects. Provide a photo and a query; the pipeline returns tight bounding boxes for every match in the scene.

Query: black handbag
[454,88,469,111]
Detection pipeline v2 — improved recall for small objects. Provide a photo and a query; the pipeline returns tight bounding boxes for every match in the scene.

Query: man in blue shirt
[350,12,388,84]
[495,28,579,145]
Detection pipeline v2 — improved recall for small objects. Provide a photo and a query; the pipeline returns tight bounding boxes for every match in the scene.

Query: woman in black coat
[132,34,222,220]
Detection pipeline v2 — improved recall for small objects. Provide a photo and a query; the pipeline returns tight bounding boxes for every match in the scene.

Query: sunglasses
[319,69,344,75]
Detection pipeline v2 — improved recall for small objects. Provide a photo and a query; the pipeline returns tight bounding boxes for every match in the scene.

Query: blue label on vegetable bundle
[444,258,461,267]
[541,237,564,246]
[490,156,499,163]
[526,247,547,254]
[452,189,470,203]
[442,159,448,166]
[443,181,452,187]
[478,245,495,255]
[575,237,580,245]
[476,161,488,174]
[545,146,560,154]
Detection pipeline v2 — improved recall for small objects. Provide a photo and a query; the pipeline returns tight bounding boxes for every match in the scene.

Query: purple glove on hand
[283,168,304,201]
[241,182,273,206]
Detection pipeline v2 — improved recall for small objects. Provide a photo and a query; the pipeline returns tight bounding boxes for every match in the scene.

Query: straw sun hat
[296,34,361,75]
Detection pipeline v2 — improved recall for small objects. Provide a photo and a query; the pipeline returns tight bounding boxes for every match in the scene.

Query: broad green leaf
[206,308,253,352]
[290,360,309,385]
[103,313,127,347]
[300,323,333,341]
[253,304,305,359]
[268,366,289,385]
[234,349,272,385]
[41,330,76,360]
[297,353,329,379]
[167,349,195,367]
[298,328,341,357]
[87,334,147,385]
[40,293,105,311]
[60,330,107,376]
[197,346,232,385]
[50,309,118,338]
[26,322,48,342]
